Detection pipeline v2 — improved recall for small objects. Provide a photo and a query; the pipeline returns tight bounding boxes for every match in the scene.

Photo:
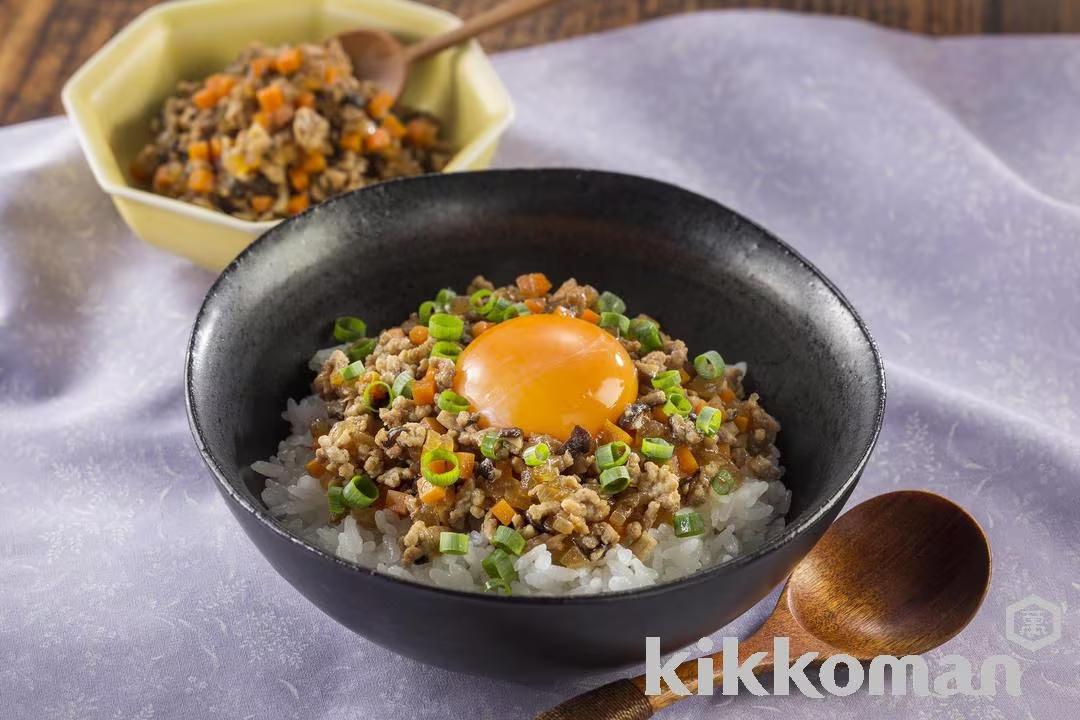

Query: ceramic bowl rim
[184,168,887,606]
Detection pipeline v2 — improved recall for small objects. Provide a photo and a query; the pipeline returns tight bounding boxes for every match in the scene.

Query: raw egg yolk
[454,314,638,440]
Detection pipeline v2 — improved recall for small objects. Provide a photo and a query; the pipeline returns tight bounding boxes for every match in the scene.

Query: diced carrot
[675,445,698,475]
[679,368,691,384]
[297,91,316,108]
[206,73,237,97]
[405,117,438,147]
[286,193,309,215]
[580,308,600,324]
[367,90,395,119]
[409,325,429,345]
[603,419,632,445]
[412,376,436,405]
[651,406,669,422]
[252,111,271,129]
[339,132,362,152]
[491,499,515,525]
[256,84,285,113]
[363,127,391,152]
[422,416,447,434]
[288,166,309,192]
[301,151,326,173]
[456,452,475,480]
[471,321,491,337]
[187,140,210,162]
[250,56,273,78]
[323,65,339,84]
[476,414,490,429]
[553,306,575,318]
[192,86,219,109]
[734,415,749,432]
[187,167,215,193]
[524,298,545,314]
[419,484,446,505]
[304,458,326,477]
[385,489,412,516]
[381,114,406,139]
[515,272,552,298]
[209,136,222,159]
[250,195,274,214]
[719,387,736,404]
[274,47,303,75]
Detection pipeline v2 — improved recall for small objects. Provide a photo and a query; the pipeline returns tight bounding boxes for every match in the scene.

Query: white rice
[254,359,791,596]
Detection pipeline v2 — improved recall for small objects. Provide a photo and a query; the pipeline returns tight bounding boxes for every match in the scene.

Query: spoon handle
[402,0,567,64]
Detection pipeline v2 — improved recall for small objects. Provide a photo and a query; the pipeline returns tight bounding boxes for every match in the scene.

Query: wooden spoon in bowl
[537,490,992,719]
[339,0,565,99]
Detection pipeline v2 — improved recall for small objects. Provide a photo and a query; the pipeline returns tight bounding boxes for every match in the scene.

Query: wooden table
[1,0,1077,125]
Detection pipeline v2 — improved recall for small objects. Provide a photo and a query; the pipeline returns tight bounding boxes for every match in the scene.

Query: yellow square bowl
[62,0,514,271]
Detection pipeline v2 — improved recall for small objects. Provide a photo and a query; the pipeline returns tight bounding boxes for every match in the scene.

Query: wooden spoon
[536,490,992,719]
[339,0,565,99]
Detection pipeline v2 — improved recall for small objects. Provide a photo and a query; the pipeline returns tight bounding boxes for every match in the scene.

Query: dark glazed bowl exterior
[186,169,885,679]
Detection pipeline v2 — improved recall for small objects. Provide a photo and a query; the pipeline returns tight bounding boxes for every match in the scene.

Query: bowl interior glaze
[186,169,885,678]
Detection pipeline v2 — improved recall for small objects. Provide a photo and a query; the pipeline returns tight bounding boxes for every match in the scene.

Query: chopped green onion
[599,465,631,495]
[631,318,663,352]
[640,437,674,461]
[596,291,626,315]
[430,341,462,360]
[434,288,456,308]
[595,441,630,471]
[428,313,464,341]
[599,311,630,336]
[327,485,346,515]
[523,442,550,466]
[710,469,736,496]
[418,300,437,324]
[673,509,705,538]
[437,390,470,413]
[421,447,461,487]
[694,351,726,380]
[485,297,512,322]
[663,392,693,417]
[482,548,518,584]
[333,316,367,343]
[343,474,379,508]
[480,432,502,459]
[439,531,470,555]
[696,406,723,436]
[362,381,391,411]
[346,338,377,363]
[651,370,682,392]
[502,302,531,320]
[341,359,366,381]
[492,526,526,556]
[391,371,414,400]
[470,288,496,314]
[484,578,511,594]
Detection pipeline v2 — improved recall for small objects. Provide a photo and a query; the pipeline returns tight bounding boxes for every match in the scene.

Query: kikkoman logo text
[645,637,1023,697]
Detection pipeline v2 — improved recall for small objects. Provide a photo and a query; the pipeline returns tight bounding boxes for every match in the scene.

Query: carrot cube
[491,499,515,525]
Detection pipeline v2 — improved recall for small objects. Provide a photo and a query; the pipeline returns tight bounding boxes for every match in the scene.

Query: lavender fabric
[1,11,1077,719]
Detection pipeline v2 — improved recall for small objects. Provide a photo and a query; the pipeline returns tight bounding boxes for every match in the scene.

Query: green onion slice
[434,288,456,308]
[651,370,682,392]
[418,300,437,324]
[327,485,346,515]
[596,291,626,315]
[439,531,470,555]
[502,302,532,320]
[599,311,630,336]
[484,578,512,594]
[696,406,723,436]
[631,318,663,352]
[346,338,377,363]
[485,297,512,322]
[640,437,675,461]
[480,432,502,459]
[437,390,470,413]
[363,381,391,411]
[341,359,366,381]
[333,316,367,343]
[711,469,736,496]
[430,341,462,360]
[694,351,726,380]
[599,465,631,495]
[492,526,526,556]
[343,474,379,508]
[595,441,630,471]
[421,447,461,487]
[391,371,414,400]
[663,392,693,417]
[470,289,496,314]
[428,313,464,341]
[673,509,705,538]
[482,548,518,584]
[523,442,550,467]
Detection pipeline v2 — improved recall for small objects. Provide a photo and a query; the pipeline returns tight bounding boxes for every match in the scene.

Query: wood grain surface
[1,0,1078,125]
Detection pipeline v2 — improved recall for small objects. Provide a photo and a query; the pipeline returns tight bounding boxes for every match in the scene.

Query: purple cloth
[1,11,1076,719]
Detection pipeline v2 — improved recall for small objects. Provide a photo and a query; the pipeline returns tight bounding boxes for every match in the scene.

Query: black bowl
[186,169,885,679]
